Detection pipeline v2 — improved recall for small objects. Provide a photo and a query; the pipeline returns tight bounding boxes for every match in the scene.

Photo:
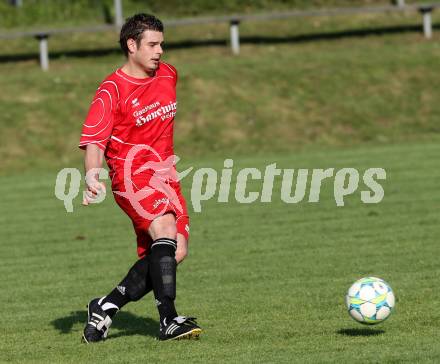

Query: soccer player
[78,13,201,343]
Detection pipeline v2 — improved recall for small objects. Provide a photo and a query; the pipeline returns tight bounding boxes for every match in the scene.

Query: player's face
[132,30,164,73]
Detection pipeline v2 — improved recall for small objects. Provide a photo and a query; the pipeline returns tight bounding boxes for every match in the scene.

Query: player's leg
[82,216,154,343]
[175,233,188,264]
[96,223,189,323]
[82,254,153,343]
[148,212,178,323]
[83,187,197,342]
[148,213,201,340]
[175,212,190,264]
[98,226,152,317]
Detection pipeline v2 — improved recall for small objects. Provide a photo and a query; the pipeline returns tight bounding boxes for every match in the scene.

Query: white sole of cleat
[82,334,89,344]
[169,328,202,341]
[82,303,92,344]
[82,303,91,344]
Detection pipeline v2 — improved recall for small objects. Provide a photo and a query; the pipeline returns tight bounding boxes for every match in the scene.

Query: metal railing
[1,2,438,71]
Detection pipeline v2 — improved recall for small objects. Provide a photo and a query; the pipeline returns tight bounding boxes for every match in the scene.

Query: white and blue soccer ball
[346,277,395,325]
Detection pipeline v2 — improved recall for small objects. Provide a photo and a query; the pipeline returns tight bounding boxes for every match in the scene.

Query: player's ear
[127,38,137,54]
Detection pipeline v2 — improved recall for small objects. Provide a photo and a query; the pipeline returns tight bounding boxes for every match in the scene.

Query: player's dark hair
[119,13,164,57]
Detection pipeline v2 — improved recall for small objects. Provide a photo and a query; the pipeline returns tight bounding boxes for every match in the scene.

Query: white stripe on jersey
[97,89,113,112]
[123,75,174,105]
[78,142,106,149]
[82,98,105,128]
[115,69,149,85]
[81,117,112,137]
[101,80,120,99]
[79,136,109,145]
[110,135,154,146]
[161,62,176,75]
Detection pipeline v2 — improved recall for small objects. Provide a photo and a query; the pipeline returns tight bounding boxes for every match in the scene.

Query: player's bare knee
[154,219,176,239]
[175,250,187,264]
[149,213,177,240]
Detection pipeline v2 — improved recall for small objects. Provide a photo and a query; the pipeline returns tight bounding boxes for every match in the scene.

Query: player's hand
[82,179,106,206]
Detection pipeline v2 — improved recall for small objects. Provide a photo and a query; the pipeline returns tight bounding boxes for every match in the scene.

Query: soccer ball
[346,277,395,325]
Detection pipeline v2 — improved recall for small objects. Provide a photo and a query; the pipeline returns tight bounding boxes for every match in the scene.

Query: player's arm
[79,82,118,205]
[82,144,106,206]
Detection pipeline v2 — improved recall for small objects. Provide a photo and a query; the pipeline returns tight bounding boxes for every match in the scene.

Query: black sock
[100,287,130,317]
[100,256,153,318]
[148,238,178,324]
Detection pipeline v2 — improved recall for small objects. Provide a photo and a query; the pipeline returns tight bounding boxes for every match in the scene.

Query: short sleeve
[173,66,178,85]
[162,62,178,86]
[79,81,119,151]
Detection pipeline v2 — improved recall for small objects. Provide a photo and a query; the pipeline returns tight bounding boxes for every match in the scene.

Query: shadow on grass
[337,328,385,336]
[51,310,159,339]
[1,23,438,64]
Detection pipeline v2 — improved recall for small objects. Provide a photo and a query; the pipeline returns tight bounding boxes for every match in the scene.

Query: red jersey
[79,62,178,182]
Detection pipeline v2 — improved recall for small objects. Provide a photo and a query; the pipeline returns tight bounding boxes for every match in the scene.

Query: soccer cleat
[159,316,202,341]
[82,298,113,343]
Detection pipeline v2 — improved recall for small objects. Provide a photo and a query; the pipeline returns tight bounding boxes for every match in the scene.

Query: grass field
[1,142,439,363]
[1,5,440,363]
